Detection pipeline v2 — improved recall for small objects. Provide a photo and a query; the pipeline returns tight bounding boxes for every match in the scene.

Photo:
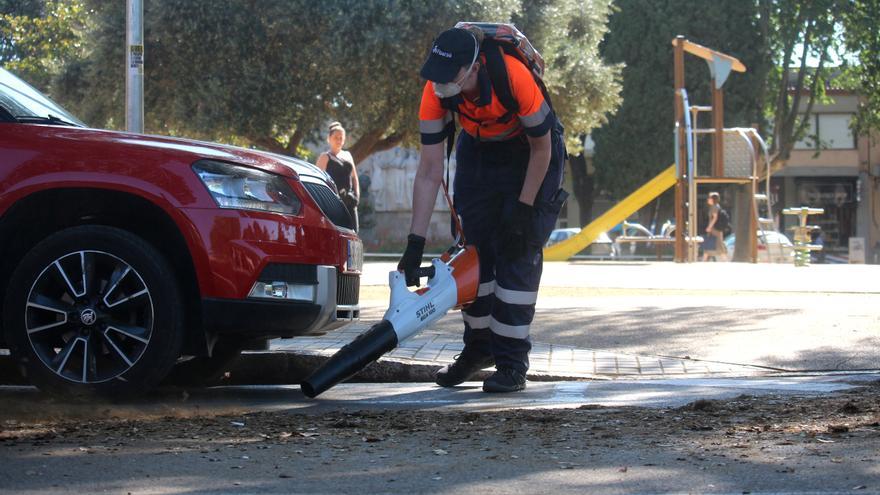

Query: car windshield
[0,67,85,126]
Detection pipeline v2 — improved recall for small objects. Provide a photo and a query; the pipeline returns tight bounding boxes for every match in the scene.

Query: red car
[0,68,362,396]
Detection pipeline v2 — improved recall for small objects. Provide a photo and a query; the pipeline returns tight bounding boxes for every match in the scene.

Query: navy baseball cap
[420,28,479,83]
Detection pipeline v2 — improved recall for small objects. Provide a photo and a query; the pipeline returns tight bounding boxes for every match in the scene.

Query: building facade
[777,92,880,262]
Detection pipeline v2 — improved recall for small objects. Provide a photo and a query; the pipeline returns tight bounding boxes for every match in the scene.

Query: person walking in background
[703,191,728,262]
[315,122,360,232]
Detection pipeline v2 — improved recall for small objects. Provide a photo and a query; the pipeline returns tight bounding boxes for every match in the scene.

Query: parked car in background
[0,67,361,396]
[546,228,613,256]
[724,231,794,263]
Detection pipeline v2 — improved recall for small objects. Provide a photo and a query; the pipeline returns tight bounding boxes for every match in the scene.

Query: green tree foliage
[841,0,880,138]
[0,0,85,90]
[760,0,847,170]
[52,0,619,163]
[512,0,622,153]
[592,0,770,201]
[303,0,513,162]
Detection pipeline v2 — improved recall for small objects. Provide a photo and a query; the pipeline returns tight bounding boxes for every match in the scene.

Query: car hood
[60,127,331,182]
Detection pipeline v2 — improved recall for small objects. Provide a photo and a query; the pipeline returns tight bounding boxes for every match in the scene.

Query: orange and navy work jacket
[419,54,553,145]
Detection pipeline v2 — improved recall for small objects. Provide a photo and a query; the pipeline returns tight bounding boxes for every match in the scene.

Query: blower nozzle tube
[300,319,398,398]
[301,248,479,398]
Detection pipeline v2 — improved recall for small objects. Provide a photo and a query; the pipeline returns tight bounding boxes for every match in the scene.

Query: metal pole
[712,81,724,177]
[673,36,687,262]
[125,0,144,133]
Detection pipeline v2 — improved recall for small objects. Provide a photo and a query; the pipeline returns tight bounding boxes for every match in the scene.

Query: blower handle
[413,265,436,279]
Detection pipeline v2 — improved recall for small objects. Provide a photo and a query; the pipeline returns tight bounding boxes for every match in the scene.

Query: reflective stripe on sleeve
[463,313,491,329]
[519,100,551,128]
[489,316,530,339]
[419,114,451,134]
[478,281,496,297]
[494,284,538,305]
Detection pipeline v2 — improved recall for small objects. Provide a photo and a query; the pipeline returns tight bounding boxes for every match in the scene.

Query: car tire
[2,226,184,397]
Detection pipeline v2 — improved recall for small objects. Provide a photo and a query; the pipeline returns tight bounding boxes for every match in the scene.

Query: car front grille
[336,273,360,306]
[303,181,354,230]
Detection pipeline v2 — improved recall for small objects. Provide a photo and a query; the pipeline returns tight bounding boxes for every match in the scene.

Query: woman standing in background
[315,122,360,232]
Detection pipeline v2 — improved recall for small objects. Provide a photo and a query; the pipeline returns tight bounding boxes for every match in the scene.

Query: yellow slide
[544,164,677,261]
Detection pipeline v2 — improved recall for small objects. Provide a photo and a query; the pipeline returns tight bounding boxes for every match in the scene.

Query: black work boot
[482,367,527,393]
[435,352,494,387]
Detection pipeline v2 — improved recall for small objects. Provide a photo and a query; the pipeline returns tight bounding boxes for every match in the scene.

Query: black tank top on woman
[325,152,354,193]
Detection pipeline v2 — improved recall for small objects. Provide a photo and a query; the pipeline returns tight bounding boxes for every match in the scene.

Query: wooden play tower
[672,36,775,263]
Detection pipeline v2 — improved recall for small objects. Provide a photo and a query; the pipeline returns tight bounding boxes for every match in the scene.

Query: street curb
[212,352,597,386]
[0,352,781,387]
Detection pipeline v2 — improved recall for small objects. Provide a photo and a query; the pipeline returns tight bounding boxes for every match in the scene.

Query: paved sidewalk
[269,261,879,380]
[272,325,775,380]
[363,260,880,293]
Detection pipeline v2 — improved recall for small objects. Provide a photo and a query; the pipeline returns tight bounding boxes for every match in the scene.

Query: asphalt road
[1,375,878,494]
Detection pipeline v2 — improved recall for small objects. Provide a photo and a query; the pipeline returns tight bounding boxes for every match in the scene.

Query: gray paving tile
[270,323,769,379]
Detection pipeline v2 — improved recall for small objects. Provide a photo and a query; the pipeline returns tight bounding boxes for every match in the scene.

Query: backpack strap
[481,39,518,123]
[484,39,556,116]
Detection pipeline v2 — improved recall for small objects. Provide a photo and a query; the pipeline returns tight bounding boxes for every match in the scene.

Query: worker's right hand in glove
[498,201,535,260]
[397,233,426,286]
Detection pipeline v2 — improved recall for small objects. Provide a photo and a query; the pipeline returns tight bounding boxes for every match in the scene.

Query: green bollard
[782,207,824,267]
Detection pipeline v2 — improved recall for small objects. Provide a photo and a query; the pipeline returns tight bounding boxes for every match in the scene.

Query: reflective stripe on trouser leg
[460,240,498,359]
[462,280,494,331]
[490,283,538,339]
[489,249,543,374]
[462,279,494,357]
[461,247,497,357]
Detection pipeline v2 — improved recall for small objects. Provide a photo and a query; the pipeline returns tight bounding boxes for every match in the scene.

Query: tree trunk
[568,152,594,226]
[285,127,306,155]
[348,126,387,164]
[349,131,405,164]
[764,155,790,181]
[366,132,404,158]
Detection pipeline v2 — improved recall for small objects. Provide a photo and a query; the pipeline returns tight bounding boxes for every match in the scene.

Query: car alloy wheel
[25,250,154,384]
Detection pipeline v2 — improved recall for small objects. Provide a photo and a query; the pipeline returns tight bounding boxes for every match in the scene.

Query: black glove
[499,201,535,260]
[397,233,426,286]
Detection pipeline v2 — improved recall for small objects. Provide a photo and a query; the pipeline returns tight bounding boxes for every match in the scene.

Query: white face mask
[432,33,479,99]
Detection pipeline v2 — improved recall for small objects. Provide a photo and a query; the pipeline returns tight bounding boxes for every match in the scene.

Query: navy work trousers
[452,124,567,374]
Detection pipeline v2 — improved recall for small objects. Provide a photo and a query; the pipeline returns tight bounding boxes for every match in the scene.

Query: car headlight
[192,160,302,215]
